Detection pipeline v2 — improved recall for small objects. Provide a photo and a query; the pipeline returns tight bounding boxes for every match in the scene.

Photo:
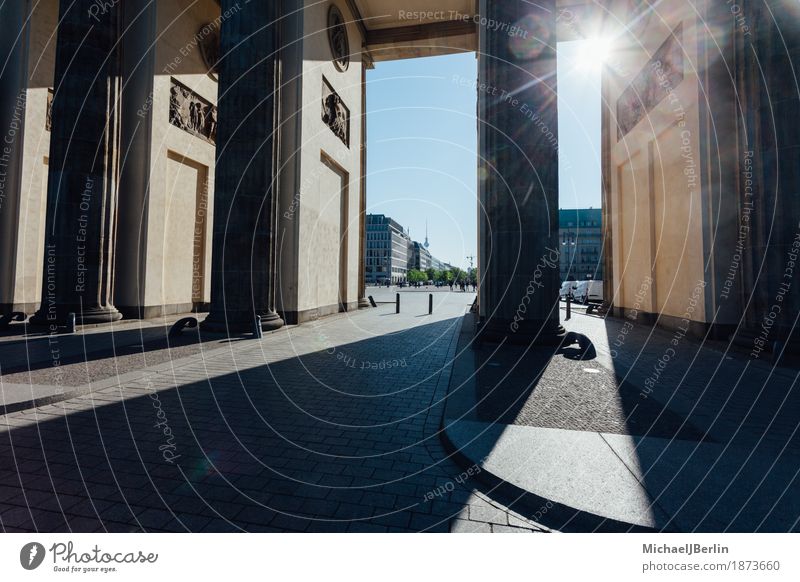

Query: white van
[559,281,576,300]
[572,280,603,304]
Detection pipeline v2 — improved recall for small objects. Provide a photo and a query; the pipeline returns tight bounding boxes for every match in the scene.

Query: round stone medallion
[198,22,220,80]
[328,4,349,72]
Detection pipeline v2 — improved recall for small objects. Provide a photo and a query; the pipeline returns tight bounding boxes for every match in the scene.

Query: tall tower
[424,220,430,249]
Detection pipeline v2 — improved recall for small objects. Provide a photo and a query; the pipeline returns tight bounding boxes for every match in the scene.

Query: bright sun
[577,37,613,71]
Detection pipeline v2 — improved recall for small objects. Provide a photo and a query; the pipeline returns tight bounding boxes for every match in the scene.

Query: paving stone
[347,522,389,533]
[468,503,508,526]
[269,513,310,532]
[0,294,545,533]
[450,518,491,533]
[508,513,540,529]
[428,500,467,519]
[370,510,412,529]
[491,524,533,533]
[409,512,450,532]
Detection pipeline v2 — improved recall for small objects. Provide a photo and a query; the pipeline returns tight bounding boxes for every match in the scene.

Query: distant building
[365,214,412,284]
[411,241,432,271]
[559,208,603,282]
[365,215,454,283]
[430,257,451,272]
[366,208,595,285]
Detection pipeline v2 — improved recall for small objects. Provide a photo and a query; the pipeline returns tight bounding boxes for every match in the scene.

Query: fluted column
[201,0,284,333]
[742,1,800,346]
[114,0,157,318]
[0,1,30,313]
[358,60,370,308]
[32,0,122,325]
[477,0,563,344]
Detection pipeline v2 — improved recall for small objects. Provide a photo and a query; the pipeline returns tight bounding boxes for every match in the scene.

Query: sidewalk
[441,308,800,532]
[1,293,548,533]
[0,314,236,413]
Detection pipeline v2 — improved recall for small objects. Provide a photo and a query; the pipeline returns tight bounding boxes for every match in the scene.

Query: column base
[358,297,371,309]
[200,309,284,334]
[29,305,122,326]
[477,317,565,346]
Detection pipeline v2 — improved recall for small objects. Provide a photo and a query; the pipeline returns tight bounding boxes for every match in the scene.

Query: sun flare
[577,37,613,71]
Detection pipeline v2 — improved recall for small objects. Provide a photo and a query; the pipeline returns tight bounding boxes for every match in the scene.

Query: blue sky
[366,43,600,269]
[557,41,603,211]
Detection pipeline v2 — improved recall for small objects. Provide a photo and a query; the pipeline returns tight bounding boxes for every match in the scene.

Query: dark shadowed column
[0,1,30,314]
[201,1,284,333]
[31,0,122,325]
[477,0,563,344]
[743,1,800,348]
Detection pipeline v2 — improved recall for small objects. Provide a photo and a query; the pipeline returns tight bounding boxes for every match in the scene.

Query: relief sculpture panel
[616,23,684,139]
[322,77,349,147]
[169,78,217,145]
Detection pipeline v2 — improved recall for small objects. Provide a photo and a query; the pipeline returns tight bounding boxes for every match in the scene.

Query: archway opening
[557,39,605,304]
[364,53,479,297]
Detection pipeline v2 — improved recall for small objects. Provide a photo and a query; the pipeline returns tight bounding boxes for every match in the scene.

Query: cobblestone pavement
[0,317,228,388]
[442,307,799,532]
[0,293,547,533]
[451,304,799,450]
[457,301,800,451]
[470,345,709,441]
[562,307,800,451]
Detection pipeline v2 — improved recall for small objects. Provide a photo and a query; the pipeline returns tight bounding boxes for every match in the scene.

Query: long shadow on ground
[0,317,531,532]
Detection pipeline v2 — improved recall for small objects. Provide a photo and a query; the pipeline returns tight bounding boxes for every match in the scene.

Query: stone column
[358,59,370,309]
[114,0,157,319]
[477,0,563,344]
[0,1,30,314]
[31,0,122,325]
[743,2,800,346]
[201,0,284,333]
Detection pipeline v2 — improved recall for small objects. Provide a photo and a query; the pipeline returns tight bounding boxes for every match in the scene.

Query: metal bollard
[566,296,571,321]
[65,312,76,334]
[253,315,263,339]
[396,293,400,314]
[429,293,433,315]
[368,295,377,307]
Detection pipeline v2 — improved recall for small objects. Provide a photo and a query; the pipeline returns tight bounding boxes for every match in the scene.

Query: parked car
[559,280,576,300]
[572,280,603,304]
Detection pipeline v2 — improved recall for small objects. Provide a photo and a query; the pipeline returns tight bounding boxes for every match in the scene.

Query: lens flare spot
[509,15,551,60]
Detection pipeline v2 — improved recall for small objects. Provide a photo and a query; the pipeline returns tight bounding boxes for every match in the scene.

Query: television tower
[424,220,430,249]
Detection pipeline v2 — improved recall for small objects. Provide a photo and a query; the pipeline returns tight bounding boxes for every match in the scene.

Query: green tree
[425,267,437,282]
[407,269,426,284]
[450,268,466,283]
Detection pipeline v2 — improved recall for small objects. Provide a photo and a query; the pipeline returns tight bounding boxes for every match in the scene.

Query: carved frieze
[322,77,349,146]
[169,78,217,145]
[616,23,684,139]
